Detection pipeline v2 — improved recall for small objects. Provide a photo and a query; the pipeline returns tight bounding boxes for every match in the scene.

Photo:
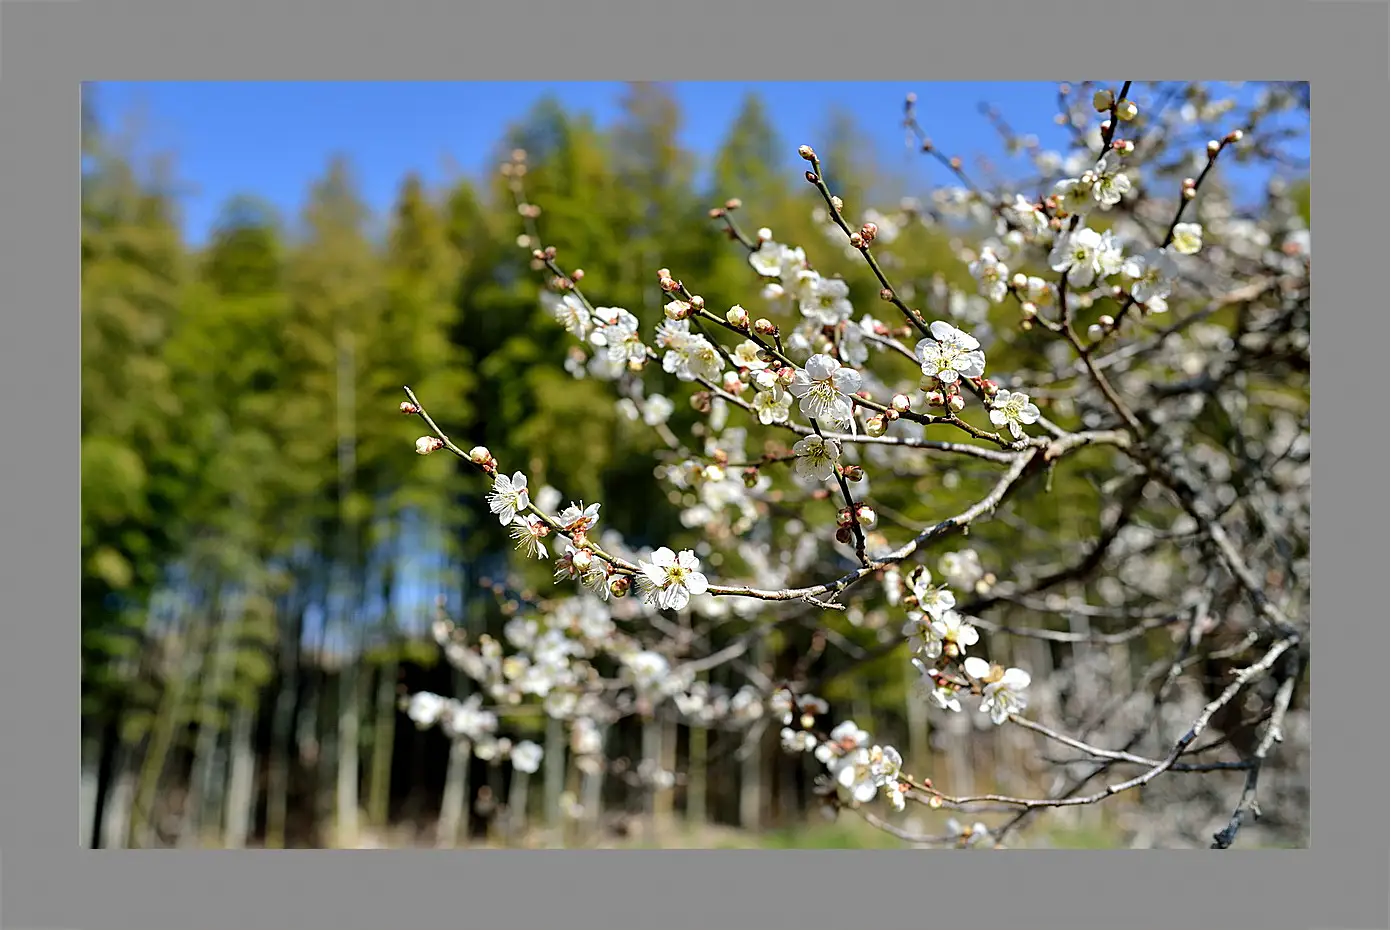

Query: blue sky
[88,81,1300,249]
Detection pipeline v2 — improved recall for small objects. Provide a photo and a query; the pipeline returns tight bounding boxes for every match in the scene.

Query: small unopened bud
[725,197,742,211]
[664,299,692,321]
[571,268,585,281]
[757,227,773,242]
[860,222,878,244]
[721,371,744,394]
[657,267,671,279]
[836,508,853,528]
[1116,99,1137,121]
[884,408,900,422]
[690,295,705,311]
[928,794,943,810]
[727,305,750,329]
[691,392,712,413]
[865,416,887,437]
[879,288,894,301]
[753,318,778,336]
[571,548,594,573]
[835,526,853,545]
[921,138,934,152]
[841,465,864,482]
[1182,177,1197,189]
[905,91,917,105]
[856,506,877,528]
[609,576,631,598]
[805,170,819,184]
[1182,187,1197,201]
[1207,139,1221,156]
[800,712,816,730]
[400,401,419,415]
[1020,319,1034,332]
[660,276,680,292]
[416,436,444,456]
[923,388,944,405]
[891,393,912,412]
[1087,323,1103,339]
[849,232,865,249]
[543,246,557,260]
[1049,216,1064,231]
[1011,272,1028,289]
[830,195,844,212]
[708,207,725,219]
[1092,89,1115,112]
[798,144,816,161]
[949,156,963,170]
[1098,314,1115,328]
[532,249,546,260]
[1225,129,1244,144]
[468,445,492,464]
[1020,301,1038,319]
[948,393,965,412]
[1100,120,1112,135]
[1118,140,1135,155]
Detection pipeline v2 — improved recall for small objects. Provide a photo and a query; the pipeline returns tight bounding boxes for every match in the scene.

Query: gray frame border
[4,1,1382,929]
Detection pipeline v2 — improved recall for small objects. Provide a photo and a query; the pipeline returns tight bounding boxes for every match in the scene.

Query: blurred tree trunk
[223,700,257,848]
[542,715,566,841]
[436,736,472,848]
[264,596,306,849]
[181,586,236,846]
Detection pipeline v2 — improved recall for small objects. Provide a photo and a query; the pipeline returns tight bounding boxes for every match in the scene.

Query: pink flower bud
[891,393,912,412]
[416,436,444,455]
[948,393,965,412]
[400,402,420,415]
[726,305,749,328]
[865,416,887,437]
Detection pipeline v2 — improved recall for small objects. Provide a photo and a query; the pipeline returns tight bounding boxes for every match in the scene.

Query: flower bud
[1183,187,1197,201]
[891,393,912,412]
[1098,314,1115,328]
[948,393,965,412]
[722,371,744,394]
[1020,319,1034,331]
[1118,140,1135,155]
[743,467,760,488]
[860,222,878,244]
[1225,129,1243,144]
[1087,323,1103,339]
[805,170,819,184]
[400,401,419,415]
[1099,120,1112,135]
[884,408,900,421]
[835,526,853,545]
[416,436,444,455]
[798,144,816,161]
[1207,139,1221,156]
[753,318,779,337]
[830,196,844,212]
[879,288,894,301]
[571,548,594,572]
[690,295,705,311]
[856,506,877,528]
[924,388,944,405]
[865,415,887,437]
[726,304,750,329]
[609,576,631,598]
[660,276,680,292]
[1020,301,1037,319]
[691,392,712,413]
[1011,272,1028,289]
[1116,99,1137,121]
[1092,89,1115,112]
[841,464,864,482]
[725,197,742,211]
[849,232,865,249]
[708,207,725,219]
[664,299,692,321]
[572,268,585,281]
[757,227,773,242]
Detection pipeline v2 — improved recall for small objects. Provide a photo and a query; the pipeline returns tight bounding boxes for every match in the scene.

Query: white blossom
[791,434,841,482]
[487,471,530,526]
[800,275,854,326]
[637,547,709,611]
[510,740,544,774]
[916,321,986,385]
[1171,222,1203,255]
[989,390,1041,439]
[787,354,863,428]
